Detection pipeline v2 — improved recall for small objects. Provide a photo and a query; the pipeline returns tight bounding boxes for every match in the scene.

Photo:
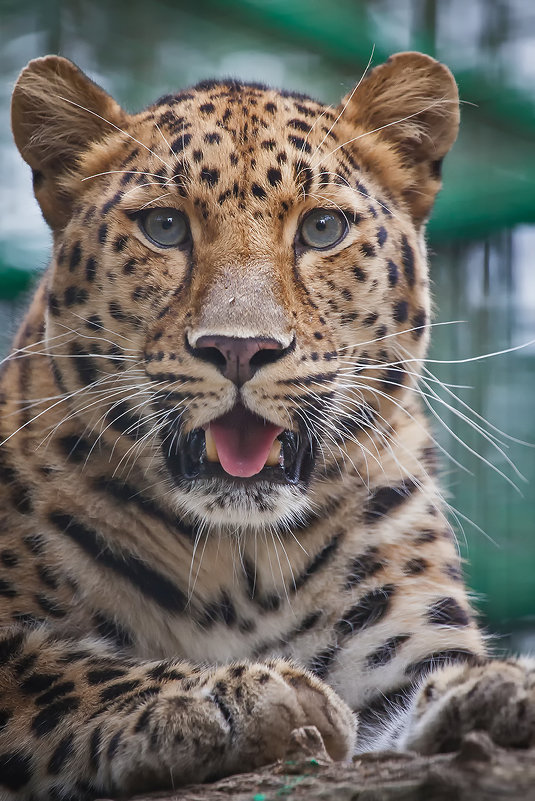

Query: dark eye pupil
[161,217,173,230]
[316,219,327,231]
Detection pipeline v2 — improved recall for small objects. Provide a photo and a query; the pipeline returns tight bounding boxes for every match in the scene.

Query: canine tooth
[265,440,282,467]
[205,429,219,462]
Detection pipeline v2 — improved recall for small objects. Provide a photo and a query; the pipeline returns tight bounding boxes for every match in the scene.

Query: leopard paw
[260,659,357,762]
[106,659,356,792]
[401,657,535,754]
[210,659,356,776]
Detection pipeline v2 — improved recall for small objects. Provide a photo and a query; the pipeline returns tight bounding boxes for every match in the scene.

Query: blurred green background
[1,0,534,648]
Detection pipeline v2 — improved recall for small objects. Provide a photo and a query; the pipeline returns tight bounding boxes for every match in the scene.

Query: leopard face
[11,53,459,529]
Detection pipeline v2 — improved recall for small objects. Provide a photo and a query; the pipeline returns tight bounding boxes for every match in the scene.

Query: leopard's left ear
[342,52,459,223]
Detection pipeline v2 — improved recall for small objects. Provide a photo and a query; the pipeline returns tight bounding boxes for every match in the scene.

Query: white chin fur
[170,480,312,530]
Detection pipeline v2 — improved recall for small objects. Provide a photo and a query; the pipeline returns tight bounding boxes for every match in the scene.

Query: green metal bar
[0,265,35,300]
[197,0,535,137]
[429,166,535,240]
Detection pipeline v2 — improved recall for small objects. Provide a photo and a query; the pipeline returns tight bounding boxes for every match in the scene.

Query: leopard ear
[11,55,126,229]
[342,52,460,223]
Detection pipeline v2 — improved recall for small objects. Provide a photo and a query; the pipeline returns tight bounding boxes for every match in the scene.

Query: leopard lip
[163,421,315,486]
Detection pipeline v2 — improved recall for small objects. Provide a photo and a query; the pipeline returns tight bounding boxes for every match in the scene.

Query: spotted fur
[0,52,532,799]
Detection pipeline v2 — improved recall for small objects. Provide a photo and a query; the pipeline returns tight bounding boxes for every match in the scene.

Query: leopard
[1,51,534,800]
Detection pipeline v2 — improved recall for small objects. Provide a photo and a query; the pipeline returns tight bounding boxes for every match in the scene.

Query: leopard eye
[140,208,189,247]
[299,209,348,250]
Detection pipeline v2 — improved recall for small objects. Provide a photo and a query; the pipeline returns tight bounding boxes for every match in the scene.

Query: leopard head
[11,52,459,529]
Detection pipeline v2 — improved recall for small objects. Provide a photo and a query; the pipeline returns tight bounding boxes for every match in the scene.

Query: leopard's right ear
[11,55,126,229]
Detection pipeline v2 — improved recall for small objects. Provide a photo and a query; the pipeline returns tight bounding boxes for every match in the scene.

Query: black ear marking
[31,169,44,190]
[431,158,443,179]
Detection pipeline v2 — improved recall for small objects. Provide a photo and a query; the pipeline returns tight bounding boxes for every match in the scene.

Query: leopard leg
[0,626,356,799]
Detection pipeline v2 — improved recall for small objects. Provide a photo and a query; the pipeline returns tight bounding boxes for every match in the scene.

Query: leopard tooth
[205,429,219,462]
[265,440,282,467]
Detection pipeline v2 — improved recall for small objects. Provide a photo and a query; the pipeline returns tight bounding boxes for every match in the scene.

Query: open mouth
[163,403,315,486]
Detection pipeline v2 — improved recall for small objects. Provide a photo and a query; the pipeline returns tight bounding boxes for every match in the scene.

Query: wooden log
[97,727,535,801]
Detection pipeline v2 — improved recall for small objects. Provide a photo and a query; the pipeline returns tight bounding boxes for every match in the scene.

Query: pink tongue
[208,405,283,478]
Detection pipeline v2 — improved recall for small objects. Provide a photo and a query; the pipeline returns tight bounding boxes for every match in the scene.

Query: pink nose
[191,335,288,386]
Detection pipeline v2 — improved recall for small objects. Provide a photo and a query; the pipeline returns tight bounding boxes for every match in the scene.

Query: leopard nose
[191,335,290,386]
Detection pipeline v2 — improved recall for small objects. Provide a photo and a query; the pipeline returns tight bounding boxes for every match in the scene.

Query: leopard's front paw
[270,660,356,757]
[403,658,535,754]
[108,659,356,793]
[218,659,356,774]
